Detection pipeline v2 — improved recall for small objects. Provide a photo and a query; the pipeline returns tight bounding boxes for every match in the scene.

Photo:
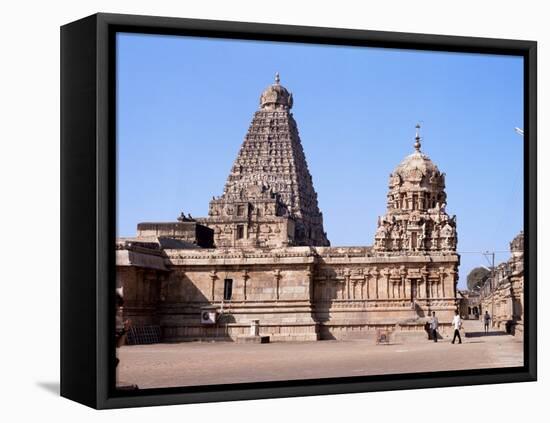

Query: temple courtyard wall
[117,245,459,342]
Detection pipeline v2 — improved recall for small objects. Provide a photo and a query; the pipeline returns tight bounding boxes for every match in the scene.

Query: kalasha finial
[275,72,280,84]
[414,123,421,152]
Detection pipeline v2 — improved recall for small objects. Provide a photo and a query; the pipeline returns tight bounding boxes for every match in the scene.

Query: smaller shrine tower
[374,124,458,253]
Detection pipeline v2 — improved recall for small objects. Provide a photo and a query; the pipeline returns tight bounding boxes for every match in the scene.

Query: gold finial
[275,72,280,84]
[414,123,421,152]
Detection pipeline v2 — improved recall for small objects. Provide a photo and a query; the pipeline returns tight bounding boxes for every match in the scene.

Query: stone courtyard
[117,321,523,389]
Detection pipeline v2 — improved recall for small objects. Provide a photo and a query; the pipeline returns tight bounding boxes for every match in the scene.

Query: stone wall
[137,221,214,248]
[478,231,524,336]
[116,245,459,342]
[117,265,165,327]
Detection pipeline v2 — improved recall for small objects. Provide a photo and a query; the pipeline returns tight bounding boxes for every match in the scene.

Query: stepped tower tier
[201,73,330,248]
[374,124,458,253]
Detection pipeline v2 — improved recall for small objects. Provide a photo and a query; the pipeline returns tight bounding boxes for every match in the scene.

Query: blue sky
[116,33,524,289]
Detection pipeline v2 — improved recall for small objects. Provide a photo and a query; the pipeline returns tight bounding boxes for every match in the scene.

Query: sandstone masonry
[116,74,461,343]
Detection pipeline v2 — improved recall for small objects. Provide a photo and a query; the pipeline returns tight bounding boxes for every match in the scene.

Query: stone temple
[116,74,460,342]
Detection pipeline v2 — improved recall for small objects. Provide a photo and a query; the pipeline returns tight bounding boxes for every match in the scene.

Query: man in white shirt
[451,310,462,344]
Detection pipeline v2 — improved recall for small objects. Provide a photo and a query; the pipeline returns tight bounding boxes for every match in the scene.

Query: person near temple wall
[430,311,439,342]
[483,311,491,334]
[451,310,462,344]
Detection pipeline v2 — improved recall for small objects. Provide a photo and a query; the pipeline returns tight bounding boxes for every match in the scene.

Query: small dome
[260,73,293,110]
[391,124,440,182]
[394,151,440,178]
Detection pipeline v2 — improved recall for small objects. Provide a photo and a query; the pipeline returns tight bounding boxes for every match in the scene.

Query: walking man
[451,310,462,344]
[430,311,439,342]
[483,311,491,334]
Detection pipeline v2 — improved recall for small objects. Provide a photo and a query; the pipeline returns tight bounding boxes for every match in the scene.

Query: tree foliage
[467,267,490,291]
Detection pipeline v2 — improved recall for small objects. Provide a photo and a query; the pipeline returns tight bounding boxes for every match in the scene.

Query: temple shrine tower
[374,124,458,253]
[203,73,329,248]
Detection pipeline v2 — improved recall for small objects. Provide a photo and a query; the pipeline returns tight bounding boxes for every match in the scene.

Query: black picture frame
[60,12,537,409]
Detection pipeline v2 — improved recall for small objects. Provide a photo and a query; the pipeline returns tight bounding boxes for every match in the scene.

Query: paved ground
[117,320,523,389]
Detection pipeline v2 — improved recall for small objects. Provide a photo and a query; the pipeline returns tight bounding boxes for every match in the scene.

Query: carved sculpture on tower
[374,124,458,253]
[200,73,330,248]
[509,230,524,273]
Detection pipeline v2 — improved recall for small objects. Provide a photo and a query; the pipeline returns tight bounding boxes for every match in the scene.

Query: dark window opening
[224,279,233,301]
[236,225,244,239]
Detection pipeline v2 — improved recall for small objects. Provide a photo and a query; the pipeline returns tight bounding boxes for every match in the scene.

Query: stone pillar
[406,267,411,299]
[273,269,282,300]
[439,267,446,298]
[508,286,514,317]
[371,268,379,300]
[344,268,351,300]
[242,269,249,301]
[420,267,429,300]
[398,281,402,299]
[306,269,314,302]
[209,270,218,301]
[384,269,390,300]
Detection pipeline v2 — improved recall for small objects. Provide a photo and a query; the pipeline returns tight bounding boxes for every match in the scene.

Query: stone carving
[201,73,329,248]
[510,230,524,254]
[177,212,195,222]
[374,124,458,254]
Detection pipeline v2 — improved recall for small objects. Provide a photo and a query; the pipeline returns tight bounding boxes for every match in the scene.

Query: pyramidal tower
[202,73,330,248]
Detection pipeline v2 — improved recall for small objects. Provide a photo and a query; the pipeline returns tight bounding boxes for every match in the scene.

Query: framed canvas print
[60,13,537,409]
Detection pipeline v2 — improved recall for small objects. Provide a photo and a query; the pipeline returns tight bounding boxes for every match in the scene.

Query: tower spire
[208,76,328,247]
[414,123,422,152]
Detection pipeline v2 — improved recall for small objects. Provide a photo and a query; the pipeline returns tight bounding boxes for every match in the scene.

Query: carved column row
[314,266,454,301]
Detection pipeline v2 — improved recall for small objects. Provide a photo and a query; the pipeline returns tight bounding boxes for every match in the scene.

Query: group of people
[427,310,492,343]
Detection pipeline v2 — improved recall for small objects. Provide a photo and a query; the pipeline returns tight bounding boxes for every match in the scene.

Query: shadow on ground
[465,331,508,338]
[36,381,60,396]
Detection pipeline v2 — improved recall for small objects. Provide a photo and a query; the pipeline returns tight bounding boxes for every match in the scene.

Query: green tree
[467,267,490,291]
